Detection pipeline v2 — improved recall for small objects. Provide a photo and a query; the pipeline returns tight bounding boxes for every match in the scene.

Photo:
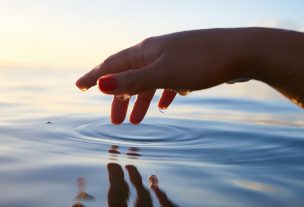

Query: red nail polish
[98,76,117,92]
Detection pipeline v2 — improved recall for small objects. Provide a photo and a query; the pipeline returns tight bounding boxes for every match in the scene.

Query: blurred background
[1,0,304,70]
[1,0,304,113]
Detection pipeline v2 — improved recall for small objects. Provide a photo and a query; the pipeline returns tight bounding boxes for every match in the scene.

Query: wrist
[239,28,304,84]
[238,27,304,107]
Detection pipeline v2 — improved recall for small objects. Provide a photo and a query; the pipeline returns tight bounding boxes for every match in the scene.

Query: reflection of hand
[77,28,304,124]
[107,163,177,207]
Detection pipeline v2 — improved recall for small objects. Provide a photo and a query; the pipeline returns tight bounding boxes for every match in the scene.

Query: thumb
[98,64,165,95]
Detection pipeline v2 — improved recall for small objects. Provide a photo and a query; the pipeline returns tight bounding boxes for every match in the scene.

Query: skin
[76,27,304,125]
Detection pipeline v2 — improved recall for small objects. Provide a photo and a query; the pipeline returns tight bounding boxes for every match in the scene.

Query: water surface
[0,68,303,207]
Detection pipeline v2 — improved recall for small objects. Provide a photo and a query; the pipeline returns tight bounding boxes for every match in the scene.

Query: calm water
[0,68,303,207]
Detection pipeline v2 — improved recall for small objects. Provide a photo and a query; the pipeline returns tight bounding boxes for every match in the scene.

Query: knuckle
[128,51,138,68]
[140,37,155,48]
[102,57,114,73]
[136,37,164,66]
[103,55,114,65]
[139,37,159,54]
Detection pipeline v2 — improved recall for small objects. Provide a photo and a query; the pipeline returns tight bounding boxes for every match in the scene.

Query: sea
[0,67,303,207]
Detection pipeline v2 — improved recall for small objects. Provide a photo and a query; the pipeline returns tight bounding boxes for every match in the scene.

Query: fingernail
[98,76,117,92]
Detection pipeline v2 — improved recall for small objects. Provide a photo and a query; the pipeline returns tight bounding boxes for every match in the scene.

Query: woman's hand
[76,29,247,124]
[76,28,304,124]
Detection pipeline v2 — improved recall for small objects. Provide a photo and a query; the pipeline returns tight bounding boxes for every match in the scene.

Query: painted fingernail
[98,76,117,92]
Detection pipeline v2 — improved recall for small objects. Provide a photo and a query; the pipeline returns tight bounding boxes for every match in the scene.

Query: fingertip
[75,78,86,91]
[111,112,126,125]
[129,112,144,125]
[129,117,141,125]
[75,78,81,87]
[110,118,124,125]
[158,89,177,109]
[158,106,167,110]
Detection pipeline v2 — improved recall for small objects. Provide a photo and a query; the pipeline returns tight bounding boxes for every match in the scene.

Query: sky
[1,0,304,69]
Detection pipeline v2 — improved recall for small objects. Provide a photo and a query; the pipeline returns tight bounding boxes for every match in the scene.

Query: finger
[98,57,166,95]
[111,96,130,125]
[76,46,139,91]
[158,89,177,110]
[129,90,156,125]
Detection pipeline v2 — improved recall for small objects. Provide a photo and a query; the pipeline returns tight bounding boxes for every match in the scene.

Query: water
[0,68,303,207]
[115,94,131,101]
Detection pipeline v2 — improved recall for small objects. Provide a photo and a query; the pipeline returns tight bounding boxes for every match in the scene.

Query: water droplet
[159,107,167,113]
[115,94,131,101]
[226,78,251,84]
[148,175,159,189]
[80,87,88,92]
[176,90,191,96]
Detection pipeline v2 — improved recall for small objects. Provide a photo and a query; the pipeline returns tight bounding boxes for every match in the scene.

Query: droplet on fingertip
[176,90,191,96]
[148,175,159,189]
[159,107,167,113]
[80,87,88,92]
[226,78,251,84]
[115,94,131,101]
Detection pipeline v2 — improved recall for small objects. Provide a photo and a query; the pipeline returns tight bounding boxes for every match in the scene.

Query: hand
[76,29,247,124]
[76,28,304,124]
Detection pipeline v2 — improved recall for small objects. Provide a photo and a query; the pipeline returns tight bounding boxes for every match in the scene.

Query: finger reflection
[70,176,94,207]
[148,175,178,207]
[75,177,95,201]
[108,145,121,161]
[126,147,141,157]
[126,165,153,207]
[108,145,121,154]
[107,163,130,207]
[148,175,159,189]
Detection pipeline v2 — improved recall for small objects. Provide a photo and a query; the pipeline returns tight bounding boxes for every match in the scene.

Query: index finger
[76,45,139,91]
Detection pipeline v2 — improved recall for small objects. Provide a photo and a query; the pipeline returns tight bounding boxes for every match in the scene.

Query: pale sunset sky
[1,0,304,70]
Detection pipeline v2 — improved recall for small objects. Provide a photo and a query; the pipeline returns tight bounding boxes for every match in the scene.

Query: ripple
[74,120,198,147]
[7,114,304,167]
[28,115,298,166]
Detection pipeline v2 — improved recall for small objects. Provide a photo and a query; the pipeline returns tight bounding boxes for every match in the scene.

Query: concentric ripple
[30,115,304,165]
[74,119,199,147]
